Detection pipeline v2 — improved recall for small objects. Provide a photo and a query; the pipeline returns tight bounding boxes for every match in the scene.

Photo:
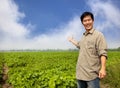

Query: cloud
[0,0,120,50]
[0,0,29,38]
[88,0,120,28]
[0,16,82,50]
[88,0,120,48]
[0,0,83,50]
[0,0,30,50]
[30,16,83,49]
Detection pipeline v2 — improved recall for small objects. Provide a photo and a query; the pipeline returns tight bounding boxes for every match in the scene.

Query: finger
[101,74,106,78]
[99,73,106,79]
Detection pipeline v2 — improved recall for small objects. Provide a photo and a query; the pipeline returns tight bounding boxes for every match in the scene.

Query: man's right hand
[67,36,73,42]
[67,36,79,48]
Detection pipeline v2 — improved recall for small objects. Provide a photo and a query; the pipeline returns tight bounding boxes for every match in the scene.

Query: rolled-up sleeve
[96,33,107,58]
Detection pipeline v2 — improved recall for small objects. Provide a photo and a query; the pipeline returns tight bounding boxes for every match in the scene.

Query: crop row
[2,51,78,88]
[0,51,120,88]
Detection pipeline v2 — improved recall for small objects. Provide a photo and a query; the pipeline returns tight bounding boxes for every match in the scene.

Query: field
[0,51,120,88]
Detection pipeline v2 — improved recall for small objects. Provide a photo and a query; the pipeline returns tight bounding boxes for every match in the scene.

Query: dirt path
[100,82,111,88]
[1,64,12,88]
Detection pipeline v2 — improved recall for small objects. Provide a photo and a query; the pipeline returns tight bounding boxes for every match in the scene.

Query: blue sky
[14,0,89,36]
[0,0,120,50]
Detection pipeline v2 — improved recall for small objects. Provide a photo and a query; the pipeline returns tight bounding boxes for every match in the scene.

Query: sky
[0,0,120,50]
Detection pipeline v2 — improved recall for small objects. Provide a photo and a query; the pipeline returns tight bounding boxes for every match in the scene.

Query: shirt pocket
[87,41,94,49]
[86,41,96,56]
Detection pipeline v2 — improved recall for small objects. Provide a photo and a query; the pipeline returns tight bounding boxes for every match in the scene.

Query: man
[68,12,107,88]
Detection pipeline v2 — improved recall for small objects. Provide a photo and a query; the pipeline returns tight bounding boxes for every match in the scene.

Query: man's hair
[80,12,94,22]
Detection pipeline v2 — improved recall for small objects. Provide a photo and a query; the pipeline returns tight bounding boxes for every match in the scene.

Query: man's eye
[83,20,87,22]
[88,19,91,21]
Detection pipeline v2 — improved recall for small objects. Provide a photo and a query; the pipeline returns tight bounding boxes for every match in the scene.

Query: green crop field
[0,51,120,88]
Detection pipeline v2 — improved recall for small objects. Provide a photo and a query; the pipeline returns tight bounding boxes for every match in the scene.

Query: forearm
[100,55,106,70]
[69,39,79,47]
[67,36,80,48]
[99,55,107,79]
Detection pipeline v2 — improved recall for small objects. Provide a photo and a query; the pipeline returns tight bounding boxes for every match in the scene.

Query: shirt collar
[83,28,95,36]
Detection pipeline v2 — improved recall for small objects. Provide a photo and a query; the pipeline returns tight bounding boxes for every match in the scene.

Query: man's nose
[86,20,90,24]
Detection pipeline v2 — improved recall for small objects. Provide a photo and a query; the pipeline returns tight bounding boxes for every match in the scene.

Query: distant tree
[118,47,120,49]
[118,47,120,51]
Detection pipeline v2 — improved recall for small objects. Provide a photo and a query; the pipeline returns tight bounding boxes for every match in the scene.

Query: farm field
[0,51,120,88]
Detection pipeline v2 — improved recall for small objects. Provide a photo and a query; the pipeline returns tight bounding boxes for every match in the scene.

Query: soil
[100,82,111,88]
[0,64,13,88]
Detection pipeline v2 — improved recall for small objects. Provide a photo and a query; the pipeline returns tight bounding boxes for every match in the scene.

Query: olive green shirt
[76,28,107,81]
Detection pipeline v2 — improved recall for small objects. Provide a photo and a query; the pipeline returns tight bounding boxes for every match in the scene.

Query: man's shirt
[76,28,107,81]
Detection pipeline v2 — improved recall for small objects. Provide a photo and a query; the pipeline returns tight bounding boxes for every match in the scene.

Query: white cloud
[0,0,120,50]
[88,0,120,28]
[0,0,83,50]
[30,16,83,49]
[0,16,82,50]
[0,0,29,38]
[88,0,120,48]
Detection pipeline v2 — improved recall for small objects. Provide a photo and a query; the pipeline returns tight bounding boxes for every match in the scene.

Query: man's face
[82,15,94,31]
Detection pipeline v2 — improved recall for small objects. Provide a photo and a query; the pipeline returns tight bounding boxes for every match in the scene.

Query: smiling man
[68,12,107,88]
